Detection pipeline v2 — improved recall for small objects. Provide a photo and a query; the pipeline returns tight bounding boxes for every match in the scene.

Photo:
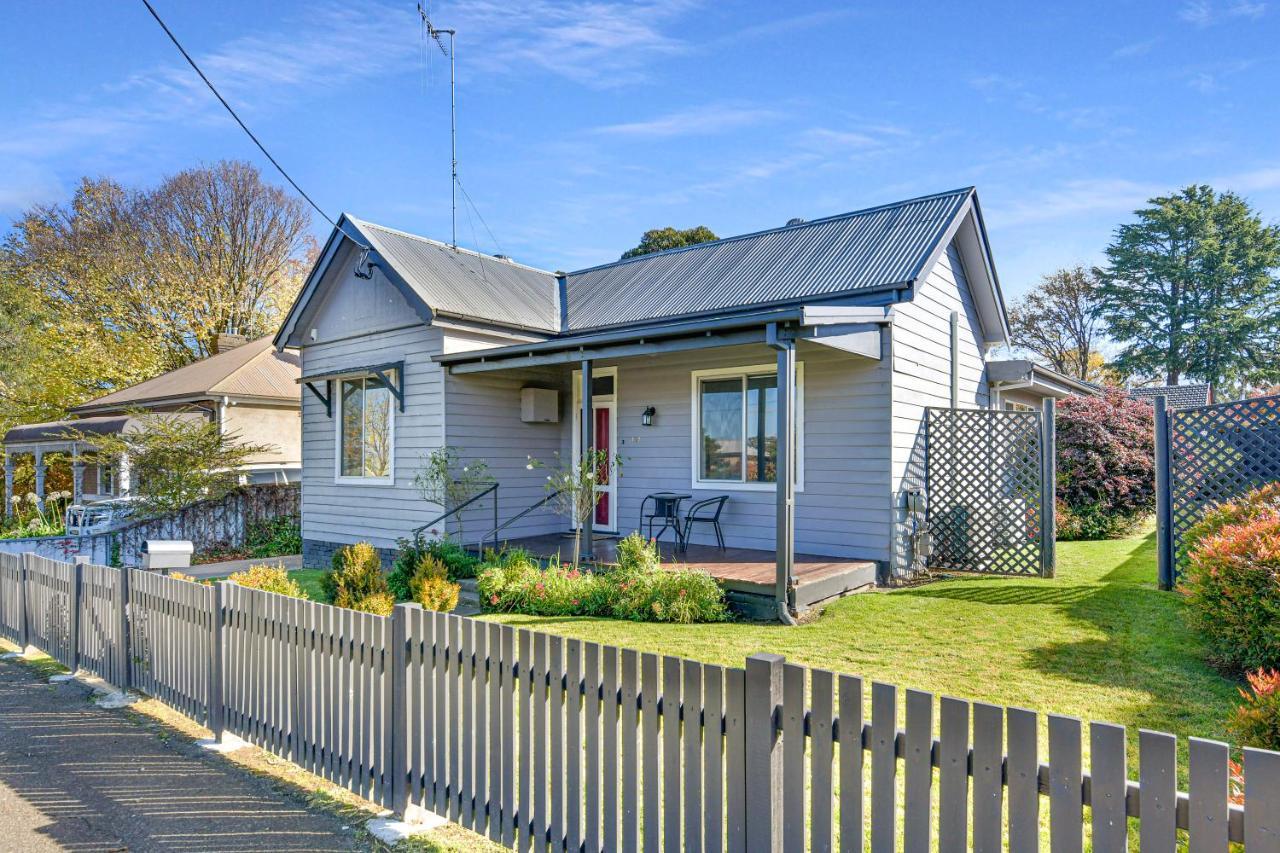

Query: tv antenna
[418,2,457,249]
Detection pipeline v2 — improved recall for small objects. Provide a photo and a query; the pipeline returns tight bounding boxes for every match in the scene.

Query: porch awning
[435,305,892,374]
[3,412,208,449]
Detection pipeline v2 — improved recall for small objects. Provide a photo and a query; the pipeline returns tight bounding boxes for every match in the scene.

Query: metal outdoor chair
[682,495,730,551]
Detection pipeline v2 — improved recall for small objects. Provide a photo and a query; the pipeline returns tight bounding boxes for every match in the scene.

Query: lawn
[479,530,1242,764]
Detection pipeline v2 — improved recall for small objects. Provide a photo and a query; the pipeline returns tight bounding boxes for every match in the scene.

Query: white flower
[526,463,534,470]
[9,495,19,505]
[24,493,38,504]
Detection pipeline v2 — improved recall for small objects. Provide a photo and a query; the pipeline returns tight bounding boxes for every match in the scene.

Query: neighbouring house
[3,334,302,514]
[275,187,1073,616]
[1129,383,1213,409]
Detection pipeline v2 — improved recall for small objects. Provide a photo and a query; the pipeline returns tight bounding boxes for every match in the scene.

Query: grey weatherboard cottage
[275,187,1065,619]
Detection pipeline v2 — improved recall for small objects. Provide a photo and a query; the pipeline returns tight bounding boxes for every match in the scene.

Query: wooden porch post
[33,449,45,511]
[773,330,797,619]
[3,452,12,518]
[71,445,85,506]
[580,359,594,561]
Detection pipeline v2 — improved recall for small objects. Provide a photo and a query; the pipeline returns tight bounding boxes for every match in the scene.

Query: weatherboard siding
[441,329,568,544]
[889,241,992,575]
[299,323,445,552]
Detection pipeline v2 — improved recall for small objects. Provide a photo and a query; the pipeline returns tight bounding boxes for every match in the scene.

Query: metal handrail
[412,482,498,542]
[478,489,562,553]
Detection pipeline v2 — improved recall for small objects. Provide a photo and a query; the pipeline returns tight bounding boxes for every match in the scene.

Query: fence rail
[1,551,1279,850]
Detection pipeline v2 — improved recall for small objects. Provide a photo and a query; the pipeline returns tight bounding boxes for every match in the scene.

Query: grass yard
[480,529,1242,764]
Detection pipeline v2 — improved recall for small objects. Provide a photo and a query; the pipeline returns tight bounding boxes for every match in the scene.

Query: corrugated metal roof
[560,188,972,331]
[71,337,299,413]
[1130,384,1213,409]
[350,217,560,333]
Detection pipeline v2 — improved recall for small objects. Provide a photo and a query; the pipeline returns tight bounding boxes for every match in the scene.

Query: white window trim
[689,362,805,493]
[333,371,397,485]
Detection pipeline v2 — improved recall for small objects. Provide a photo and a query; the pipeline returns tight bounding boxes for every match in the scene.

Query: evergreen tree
[1099,185,1280,387]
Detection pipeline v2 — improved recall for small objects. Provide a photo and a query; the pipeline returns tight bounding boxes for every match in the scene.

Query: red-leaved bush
[1055,388,1155,539]
[1182,503,1280,674]
[1230,669,1280,751]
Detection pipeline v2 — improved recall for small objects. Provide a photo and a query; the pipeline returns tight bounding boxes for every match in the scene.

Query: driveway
[0,657,365,851]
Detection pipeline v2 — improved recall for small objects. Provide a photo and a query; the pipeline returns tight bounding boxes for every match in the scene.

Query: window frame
[333,371,397,485]
[689,362,804,493]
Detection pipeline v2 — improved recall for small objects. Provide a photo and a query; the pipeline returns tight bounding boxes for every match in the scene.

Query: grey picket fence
[2,552,1280,850]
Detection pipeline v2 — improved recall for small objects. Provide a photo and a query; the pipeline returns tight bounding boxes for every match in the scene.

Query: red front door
[594,406,611,526]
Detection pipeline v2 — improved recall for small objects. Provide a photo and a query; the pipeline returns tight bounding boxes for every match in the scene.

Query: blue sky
[2,0,1278,298]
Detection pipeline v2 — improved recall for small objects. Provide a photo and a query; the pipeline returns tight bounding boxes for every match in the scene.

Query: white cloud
[1111,38,1159,59]
[991,178,1163,227]
[443,0,695,87]
[1179,0,1267,25]
[594,105,780,138]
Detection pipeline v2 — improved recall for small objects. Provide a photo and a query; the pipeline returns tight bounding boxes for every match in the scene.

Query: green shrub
[228,563,309,599]
[1182,503,1280,674]
[245,515,302,558]
[1181,482,1280,564]
[325,541,391,610]
[476,538,728,623]
[390,535,479,598]
[348,591,396,617]
[1230,669,1280,751]
[1056,500,1143,541]
[401,553,460,612]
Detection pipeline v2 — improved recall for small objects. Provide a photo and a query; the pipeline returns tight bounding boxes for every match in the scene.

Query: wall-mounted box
[521,387,560,423]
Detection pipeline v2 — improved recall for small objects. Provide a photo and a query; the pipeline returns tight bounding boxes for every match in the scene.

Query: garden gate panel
[1156,393,1280,588]
[925,405,1055,576]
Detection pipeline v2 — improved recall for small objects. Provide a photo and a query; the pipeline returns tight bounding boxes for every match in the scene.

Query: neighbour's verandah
[429,306,893,618]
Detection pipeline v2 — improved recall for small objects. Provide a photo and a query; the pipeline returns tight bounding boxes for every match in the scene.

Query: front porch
[490,532,878,618]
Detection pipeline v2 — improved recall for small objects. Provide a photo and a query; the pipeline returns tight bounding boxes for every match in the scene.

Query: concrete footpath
[0,657,364,852]
[183,553,303,580]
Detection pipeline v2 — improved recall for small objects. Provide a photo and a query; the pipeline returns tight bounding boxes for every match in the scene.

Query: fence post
[115,566,130,689]
[70,556,87,673]
[208,581,226,741]
[391,602,419,818]
[18,553,31,652]
[1040,398,1056,579]
[1154,396,1175,591]
[745,653,783,852]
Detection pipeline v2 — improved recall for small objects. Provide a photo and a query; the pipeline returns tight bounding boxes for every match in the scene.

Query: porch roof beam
[443,328,770,374]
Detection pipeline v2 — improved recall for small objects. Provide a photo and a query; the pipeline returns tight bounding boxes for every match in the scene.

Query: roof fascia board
[562,283,902,337]
[903,189,974,289]
[69,395,221,415]
[799,306,894,326]
[968,192,1012,342]
[445,328,769,375]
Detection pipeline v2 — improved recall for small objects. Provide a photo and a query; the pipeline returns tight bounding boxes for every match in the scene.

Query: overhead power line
[139,0,368,249]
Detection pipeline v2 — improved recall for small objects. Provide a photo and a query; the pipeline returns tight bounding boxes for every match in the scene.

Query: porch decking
[494,532,878,615]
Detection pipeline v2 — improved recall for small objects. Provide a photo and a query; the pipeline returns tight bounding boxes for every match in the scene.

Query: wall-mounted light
[641,406,656,427]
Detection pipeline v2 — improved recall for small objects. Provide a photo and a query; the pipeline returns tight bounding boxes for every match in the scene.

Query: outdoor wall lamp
[641,406,656,427]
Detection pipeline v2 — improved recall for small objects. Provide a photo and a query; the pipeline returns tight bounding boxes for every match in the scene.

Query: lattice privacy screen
[1169,394,1280,580]
[926,408,1046,576]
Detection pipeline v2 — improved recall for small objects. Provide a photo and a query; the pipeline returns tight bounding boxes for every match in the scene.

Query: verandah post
[1154,395,1175,591]
[744,653,784,852]
[1039,397,1056,578]
[579,359,594,563]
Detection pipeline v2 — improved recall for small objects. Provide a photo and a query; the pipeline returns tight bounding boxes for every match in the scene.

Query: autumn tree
[621,225,718,259]
[0,161,313,433]
[1008,266,1107,381]
[1099,185,1280,387]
